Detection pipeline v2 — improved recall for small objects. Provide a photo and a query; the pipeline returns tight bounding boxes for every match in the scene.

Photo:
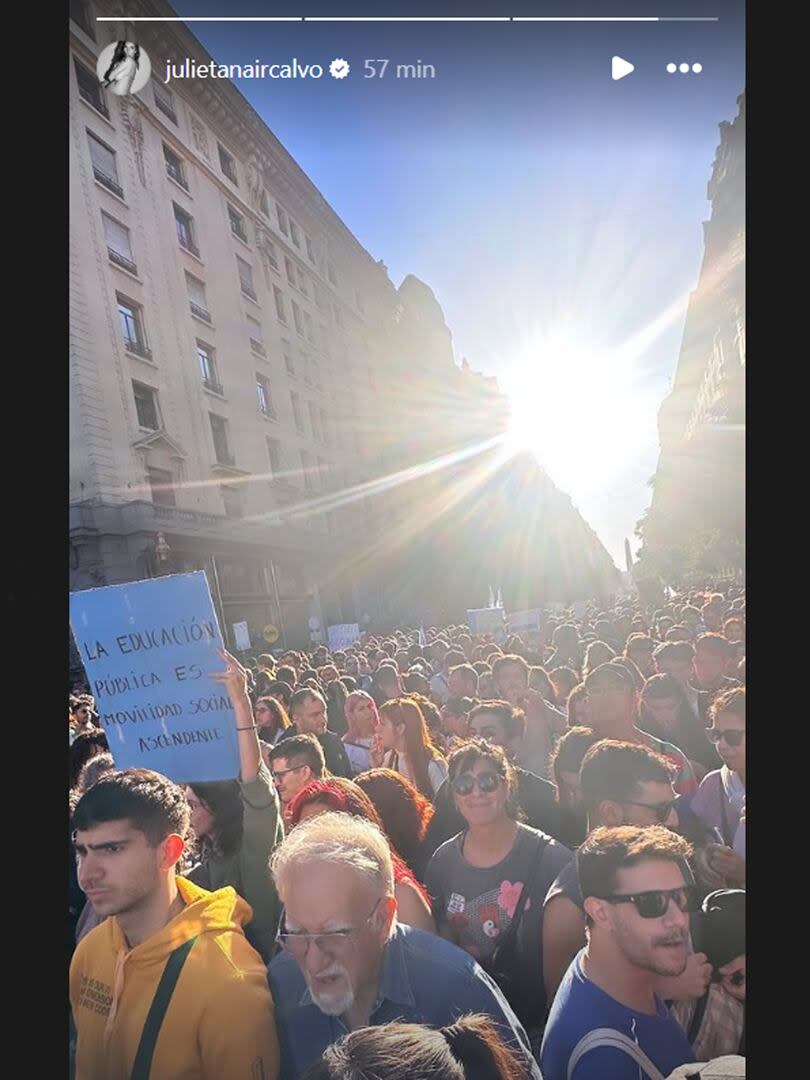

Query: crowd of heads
[69,580,745,1077]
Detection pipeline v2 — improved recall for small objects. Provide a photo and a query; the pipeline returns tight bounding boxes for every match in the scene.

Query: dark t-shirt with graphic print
[425,823,573,1020]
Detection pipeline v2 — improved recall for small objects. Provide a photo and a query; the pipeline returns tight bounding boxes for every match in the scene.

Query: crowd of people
[69,585,746,1078]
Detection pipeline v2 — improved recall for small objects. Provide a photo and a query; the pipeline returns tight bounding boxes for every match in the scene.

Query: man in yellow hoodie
[70,767,279,1079]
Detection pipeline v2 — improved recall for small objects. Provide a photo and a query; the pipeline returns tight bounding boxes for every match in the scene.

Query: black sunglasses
[622,799,677,823]
[452,771,504,797]
[600,885,699,919]
[707,728,744,747]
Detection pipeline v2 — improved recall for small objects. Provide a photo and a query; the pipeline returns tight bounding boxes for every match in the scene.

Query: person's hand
[706,843,746,885]
[717,956,746,1002]
[657,952,713,1001]
[370,731,385,768]
[693,846,726,891]
[210,648,250,707]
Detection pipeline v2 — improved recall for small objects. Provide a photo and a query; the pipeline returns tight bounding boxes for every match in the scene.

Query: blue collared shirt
[268,922,542,1078]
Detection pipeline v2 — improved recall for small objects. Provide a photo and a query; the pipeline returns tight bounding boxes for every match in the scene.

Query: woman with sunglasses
[688,688,745,886]
[253,694,291,747]
[425,739,573,1035]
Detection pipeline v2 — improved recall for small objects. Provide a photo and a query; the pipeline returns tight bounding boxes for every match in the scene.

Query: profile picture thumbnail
[96,41,152,97]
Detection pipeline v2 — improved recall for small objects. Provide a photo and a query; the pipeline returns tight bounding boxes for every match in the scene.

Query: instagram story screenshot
[69,3,746,1079]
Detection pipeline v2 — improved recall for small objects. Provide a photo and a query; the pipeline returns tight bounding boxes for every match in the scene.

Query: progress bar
[96,16,720,23]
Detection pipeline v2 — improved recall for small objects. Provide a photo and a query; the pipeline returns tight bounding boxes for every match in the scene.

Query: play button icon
[612,56,635,80]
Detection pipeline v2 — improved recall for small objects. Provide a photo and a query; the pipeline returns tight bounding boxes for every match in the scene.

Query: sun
[501,334,653,498]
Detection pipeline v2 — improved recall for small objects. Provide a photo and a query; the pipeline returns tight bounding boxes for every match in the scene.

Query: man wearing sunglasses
[541,825,697,1080]
[268,811,541,1079]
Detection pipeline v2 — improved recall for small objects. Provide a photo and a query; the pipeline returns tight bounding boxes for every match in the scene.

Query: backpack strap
[488,831,548,969]
[567,1028,667,1080]
[130,936,198,1080]
[687,989,710,1046]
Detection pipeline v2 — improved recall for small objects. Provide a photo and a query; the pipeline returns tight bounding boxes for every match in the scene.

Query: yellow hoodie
[70,876,279,1079]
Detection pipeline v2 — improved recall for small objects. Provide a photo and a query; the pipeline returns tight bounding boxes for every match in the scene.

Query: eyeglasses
[276,898,382,957]
[271,764,306,782]
[622,799,677,823]
[707,728,744,747]
[600,886,699,919]
[452,771,504,797]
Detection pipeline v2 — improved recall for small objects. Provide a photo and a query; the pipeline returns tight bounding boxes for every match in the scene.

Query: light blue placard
[69,571,239,782]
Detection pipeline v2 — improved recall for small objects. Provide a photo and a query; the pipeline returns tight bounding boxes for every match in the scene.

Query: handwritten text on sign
[69,572,239,782]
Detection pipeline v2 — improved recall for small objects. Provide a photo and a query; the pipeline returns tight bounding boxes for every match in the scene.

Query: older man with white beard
[267,812,541,1079]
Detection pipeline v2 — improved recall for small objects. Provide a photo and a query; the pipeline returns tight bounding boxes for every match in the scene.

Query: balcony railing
[124,336,152,360]
[203,376,224,396]
[166,163,188,190]
[189,301,212,323]
[108,248,137,275]
[240,282,258,302]
[178,233,201,258]
[93,166,124,198]
[230,220,249,243]
[155,95,177,124]
[250,338,267,357]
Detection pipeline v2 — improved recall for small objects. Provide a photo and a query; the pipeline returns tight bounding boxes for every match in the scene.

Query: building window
[290,391,304,433]
[283,341,296,377]
[197,342,223,395]
[173,204,199,256]
[147,467,176,507]
[209,413,234,465]
[75,59,108,117]
[163,144,188,189]
[276,204,289,236]
[289,220,301,249]
[262,235,279,271]
[102,213,137,274]
[218,143,238,184]
[247,315,266,356]
[259,189,270,217]
[153,81,177,124]
[285,256,296,287]
[186,273,211,323]
[228,204,248,243]
[304,311,315,344]
[132,381,159,430]
[273,286,287,324]
[306,235,316,264]
[327,261,337,287]
[221,485,243,518]
[320,408,330,445]
[88,132,123,197]
[297,268,309,297]
[292,301,304,336]
[257,374,275,417]
[237,256,257,301]
[117,294,151,359]
[70,0,96,39]
[267,437,283,475]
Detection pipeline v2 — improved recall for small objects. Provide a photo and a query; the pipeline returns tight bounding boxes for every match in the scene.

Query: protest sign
[69,572,239,782]
[327,623,361,652]
[507,609,543,634]
[233,621,251,651]
[467,607,507,643]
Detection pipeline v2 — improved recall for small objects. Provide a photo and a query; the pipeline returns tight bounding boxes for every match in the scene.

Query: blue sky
[162,2,745,566]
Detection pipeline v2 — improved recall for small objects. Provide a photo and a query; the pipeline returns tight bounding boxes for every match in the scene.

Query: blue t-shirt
[540,951,695,1080]
[269,922,541,1079]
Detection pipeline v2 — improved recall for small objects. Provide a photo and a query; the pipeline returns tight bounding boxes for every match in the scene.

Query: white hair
[270,811,395,901]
